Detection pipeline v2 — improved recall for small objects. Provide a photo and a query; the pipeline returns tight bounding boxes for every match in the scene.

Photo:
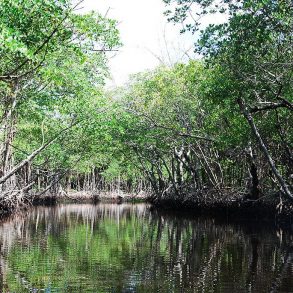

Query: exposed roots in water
[149,189,293,225]
[0,191,32,217]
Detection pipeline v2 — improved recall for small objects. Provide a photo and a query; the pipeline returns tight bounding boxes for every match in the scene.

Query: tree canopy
[0,0,292,212]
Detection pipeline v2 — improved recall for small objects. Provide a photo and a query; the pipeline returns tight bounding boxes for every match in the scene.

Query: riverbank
[35,189,293,226]
[32,190,148,205]
[1,189,293,228]
[150,191,293,227]
[0,190,148,218]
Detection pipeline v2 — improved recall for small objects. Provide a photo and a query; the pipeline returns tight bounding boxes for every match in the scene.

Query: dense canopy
[0,0,292,214]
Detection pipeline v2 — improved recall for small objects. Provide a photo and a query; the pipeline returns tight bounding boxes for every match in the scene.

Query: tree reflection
[0,204,292,292]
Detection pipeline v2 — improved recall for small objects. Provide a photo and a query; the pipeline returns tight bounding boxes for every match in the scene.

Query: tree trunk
[238,98,292,199]
[246,144,260,200]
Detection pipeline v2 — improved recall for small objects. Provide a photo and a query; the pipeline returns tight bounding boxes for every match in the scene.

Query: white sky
[82,0,196,86]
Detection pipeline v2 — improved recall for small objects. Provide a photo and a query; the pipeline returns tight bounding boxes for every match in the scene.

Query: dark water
[0,204,292,292]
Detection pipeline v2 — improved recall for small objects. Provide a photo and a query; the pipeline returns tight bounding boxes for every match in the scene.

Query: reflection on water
[0,204,292,292]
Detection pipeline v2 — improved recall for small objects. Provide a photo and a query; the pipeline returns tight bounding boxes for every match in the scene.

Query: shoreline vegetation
[0,0,292,220]
[1,194,293,233]
[28,188,293,227]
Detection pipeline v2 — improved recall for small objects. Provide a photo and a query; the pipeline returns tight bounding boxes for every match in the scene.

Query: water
[0,203,292,293]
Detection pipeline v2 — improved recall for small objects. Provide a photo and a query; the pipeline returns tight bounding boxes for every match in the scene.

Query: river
[0,203,292,292]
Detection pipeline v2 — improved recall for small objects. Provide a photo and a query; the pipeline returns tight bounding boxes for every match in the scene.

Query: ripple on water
[0,203,292,292]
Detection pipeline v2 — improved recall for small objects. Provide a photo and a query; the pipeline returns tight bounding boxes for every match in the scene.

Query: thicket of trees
[0,0,292,211]
[0,0,120,209]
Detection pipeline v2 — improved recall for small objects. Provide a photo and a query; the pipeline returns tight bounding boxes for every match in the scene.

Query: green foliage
[0,0,121,190]
[0,0,291,199]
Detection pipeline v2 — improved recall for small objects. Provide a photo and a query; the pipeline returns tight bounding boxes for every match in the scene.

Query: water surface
[0,203,292,292]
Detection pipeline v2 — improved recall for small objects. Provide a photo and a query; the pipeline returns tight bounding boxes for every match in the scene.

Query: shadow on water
[0,203,292,292]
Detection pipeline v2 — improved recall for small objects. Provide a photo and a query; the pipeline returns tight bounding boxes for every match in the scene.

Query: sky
[81,0,197,86]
